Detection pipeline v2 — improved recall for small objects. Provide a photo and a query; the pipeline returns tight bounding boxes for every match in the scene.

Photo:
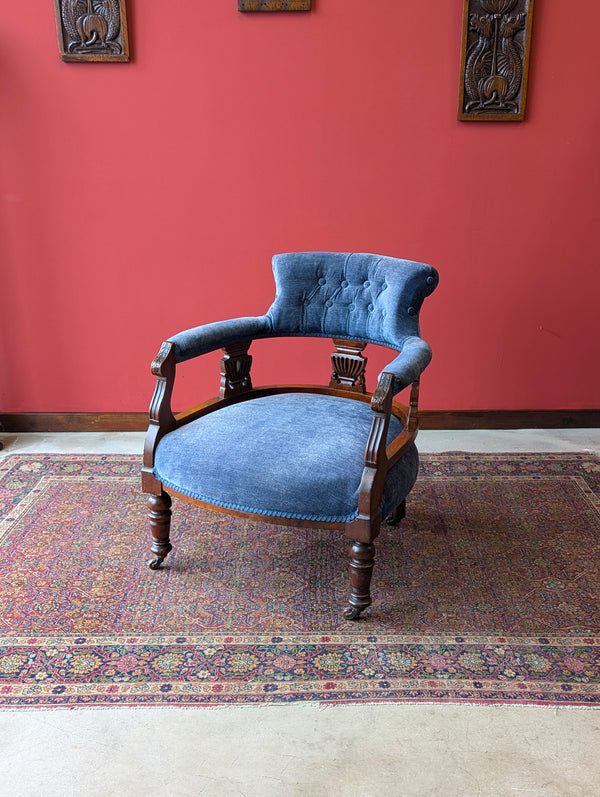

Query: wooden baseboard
[0,413,148,433]
[419,410,600,430]
[1,410,599,433]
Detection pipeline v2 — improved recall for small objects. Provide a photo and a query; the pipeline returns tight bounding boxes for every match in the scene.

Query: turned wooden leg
[147,492,172,569]
[385,499,406,526]
[343,541,375,620]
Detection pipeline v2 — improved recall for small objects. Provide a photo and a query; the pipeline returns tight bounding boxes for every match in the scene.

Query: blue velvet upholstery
[153,252,437,527]
[169,316,272,364]
[168,252,438,395]
[154,393,419,523]
[145,252,438,616]
[267,252,437,345]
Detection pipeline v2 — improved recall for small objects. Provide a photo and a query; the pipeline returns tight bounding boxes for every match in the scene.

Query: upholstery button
[407,306,416,316]
[341,280,349,288]
[368,304,374,312]
[363,280,370,288]
[318,278,326,286]
[348,304,355,311]
[325,300,333,308]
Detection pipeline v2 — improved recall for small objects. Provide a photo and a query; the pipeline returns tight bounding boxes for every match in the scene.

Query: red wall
[2,1,599,413]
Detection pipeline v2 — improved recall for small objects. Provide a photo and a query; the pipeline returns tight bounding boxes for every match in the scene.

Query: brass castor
[148,556,165,570]
[343,605,363,621]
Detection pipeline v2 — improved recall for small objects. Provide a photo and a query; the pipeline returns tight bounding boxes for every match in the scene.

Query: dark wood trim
[0,413,149,432]
[419,410,600,430]
[1,409,599,433]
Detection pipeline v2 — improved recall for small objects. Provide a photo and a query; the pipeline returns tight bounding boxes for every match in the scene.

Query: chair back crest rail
[266,252,437,346]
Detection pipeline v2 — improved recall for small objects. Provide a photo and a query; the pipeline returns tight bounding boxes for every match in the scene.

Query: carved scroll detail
[142,342,176,493]
[365,373,393,467]
[458,0,534,121]
[329,339,368,393]
[55,0,130,62]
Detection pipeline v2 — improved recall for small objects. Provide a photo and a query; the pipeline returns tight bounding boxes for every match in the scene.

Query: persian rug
[0,452,599,709]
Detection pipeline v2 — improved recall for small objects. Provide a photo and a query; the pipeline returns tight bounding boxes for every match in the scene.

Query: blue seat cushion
[154,393,419,524]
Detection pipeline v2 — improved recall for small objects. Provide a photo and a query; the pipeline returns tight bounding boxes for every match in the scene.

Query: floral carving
[459,0,534,120]
[55,0,129,61]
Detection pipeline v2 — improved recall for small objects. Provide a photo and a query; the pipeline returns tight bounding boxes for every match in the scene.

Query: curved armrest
[168,316,272,363]
[378,336,432,395]
[365,372,394,467]
[352,373,395,535]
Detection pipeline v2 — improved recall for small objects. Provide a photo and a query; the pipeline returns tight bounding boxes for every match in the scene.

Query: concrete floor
[1,430,600,797]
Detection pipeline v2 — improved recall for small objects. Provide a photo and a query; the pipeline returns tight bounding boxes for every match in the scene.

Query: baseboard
[0,413,148,433]
[1,410,599,433]
[419,410,600,430]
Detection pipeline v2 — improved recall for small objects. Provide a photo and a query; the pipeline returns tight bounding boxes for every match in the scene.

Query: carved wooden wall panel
[54,0,130,62]
[238,1,311,10]
[458,0,534,121]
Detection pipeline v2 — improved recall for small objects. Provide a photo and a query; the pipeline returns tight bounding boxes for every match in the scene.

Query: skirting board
[1,411,599,433]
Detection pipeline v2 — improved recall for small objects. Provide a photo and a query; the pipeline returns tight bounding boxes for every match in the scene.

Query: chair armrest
[352,373,395,537]
[142,341,177,492]
[371,371,420,469]
[379,336,432,395]
[168,316,272,363]
[364,372,394,467]
[353,371,419,535]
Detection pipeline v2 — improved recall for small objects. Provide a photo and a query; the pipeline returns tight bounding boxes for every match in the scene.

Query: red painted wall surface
[1,1,599,413]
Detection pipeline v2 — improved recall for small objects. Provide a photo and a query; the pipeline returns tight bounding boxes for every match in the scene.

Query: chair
[141,252,438,619]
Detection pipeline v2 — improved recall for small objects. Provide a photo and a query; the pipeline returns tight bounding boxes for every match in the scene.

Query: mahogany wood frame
[141,338,420,620]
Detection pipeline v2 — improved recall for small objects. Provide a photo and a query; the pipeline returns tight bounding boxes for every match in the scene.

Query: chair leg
[147,492,172,569]
[385,499,406,526]
[343,541,375,620]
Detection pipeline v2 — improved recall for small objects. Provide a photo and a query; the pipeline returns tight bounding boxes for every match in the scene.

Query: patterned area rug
[1,452,599,708]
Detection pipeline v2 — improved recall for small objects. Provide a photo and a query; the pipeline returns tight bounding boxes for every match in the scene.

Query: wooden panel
[238,1,310,10]
[1,410,599,433]
[329,340,368,393]
[458,0,534,121]
[54,0,130,62]
[0,413,148,432]
[419,410,600,430]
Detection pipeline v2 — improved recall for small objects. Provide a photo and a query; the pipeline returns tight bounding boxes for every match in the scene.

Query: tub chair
[141,252,438,619]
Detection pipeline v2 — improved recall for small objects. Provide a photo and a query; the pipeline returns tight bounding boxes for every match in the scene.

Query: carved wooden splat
[220,341,253,398]
[458,0,534,121]
[54,0,130,62]
[329,339,368,394]
[238,1,311,10]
